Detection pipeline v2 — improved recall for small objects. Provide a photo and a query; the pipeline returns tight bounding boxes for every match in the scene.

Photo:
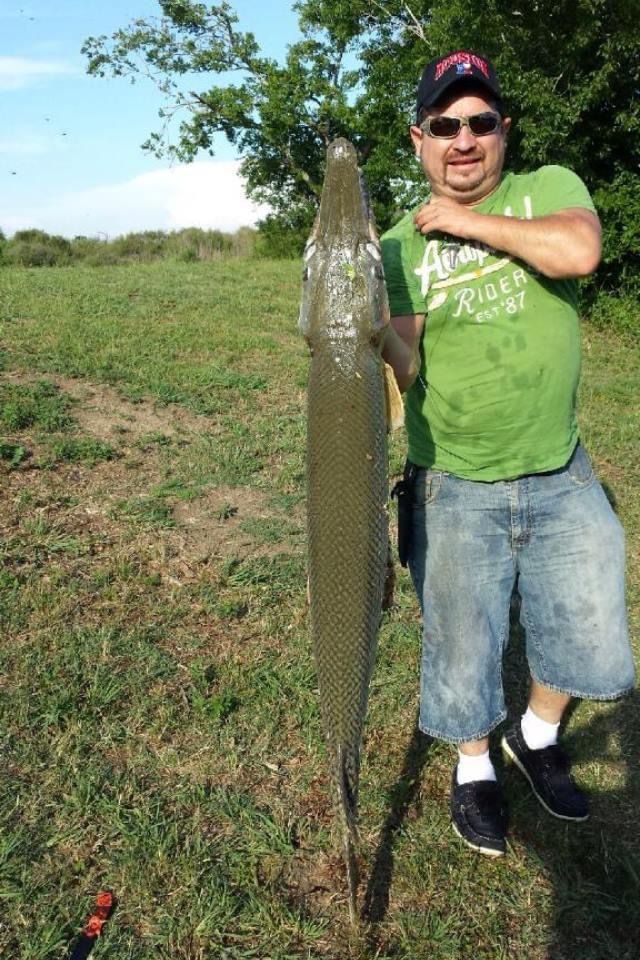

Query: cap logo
[435,52,489,82]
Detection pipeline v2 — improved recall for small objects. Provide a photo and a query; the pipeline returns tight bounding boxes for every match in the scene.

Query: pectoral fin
[383,362,404,432]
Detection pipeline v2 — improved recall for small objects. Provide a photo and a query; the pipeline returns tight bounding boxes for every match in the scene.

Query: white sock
[456,748,497,785]
[521,706,560,750]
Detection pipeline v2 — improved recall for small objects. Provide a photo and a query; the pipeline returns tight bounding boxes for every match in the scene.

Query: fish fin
[384,362,404,432]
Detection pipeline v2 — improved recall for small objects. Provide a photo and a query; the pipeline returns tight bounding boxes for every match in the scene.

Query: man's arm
[382,314,424,393]
[413,197,601,280]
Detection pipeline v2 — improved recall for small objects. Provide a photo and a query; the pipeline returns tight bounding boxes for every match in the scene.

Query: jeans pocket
[566,443,595,486]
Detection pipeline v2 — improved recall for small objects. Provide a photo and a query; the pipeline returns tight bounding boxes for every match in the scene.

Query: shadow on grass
[600,480,619,512]
[502,613,640,960]
[357,585,638,957]
[511,694,640,960]
[361,715,434,926]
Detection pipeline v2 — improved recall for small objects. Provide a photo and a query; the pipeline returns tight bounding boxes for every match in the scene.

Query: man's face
[410,89,511,205]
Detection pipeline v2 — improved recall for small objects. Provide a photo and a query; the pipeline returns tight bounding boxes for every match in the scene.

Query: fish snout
[326,138,358,166]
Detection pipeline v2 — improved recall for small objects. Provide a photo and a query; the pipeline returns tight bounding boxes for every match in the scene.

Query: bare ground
[1,369,303,575]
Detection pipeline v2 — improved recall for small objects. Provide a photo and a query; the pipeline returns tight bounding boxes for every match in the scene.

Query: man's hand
[413,196,482,241]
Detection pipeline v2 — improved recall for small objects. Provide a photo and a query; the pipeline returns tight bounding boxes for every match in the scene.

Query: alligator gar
[299,138,391,921]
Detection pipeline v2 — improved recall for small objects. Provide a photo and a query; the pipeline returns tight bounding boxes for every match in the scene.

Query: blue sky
[1,0,302,237]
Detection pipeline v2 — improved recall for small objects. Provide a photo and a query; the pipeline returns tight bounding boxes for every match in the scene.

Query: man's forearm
[413,198,602,279]
[382,322,420,393]
[465,209,601,279]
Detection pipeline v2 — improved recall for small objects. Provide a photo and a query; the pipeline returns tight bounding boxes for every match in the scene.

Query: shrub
[84,247,124,267]
[70,235,109,262]
[5,230,72,267]
[169,227,234,260]
[1,226,259,266]
[585,290,640,341]
[110,231,169,261]
[593,173,640,297]
[231,226,257,258]
[256,212,311,259]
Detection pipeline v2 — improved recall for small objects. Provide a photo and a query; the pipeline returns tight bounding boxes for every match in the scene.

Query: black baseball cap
[416,50,502,120]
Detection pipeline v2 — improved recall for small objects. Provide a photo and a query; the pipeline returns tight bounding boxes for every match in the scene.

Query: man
[380,50,635,856]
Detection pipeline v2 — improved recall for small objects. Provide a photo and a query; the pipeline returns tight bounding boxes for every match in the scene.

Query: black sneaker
[501,723,589,821]
[450,770,507,857]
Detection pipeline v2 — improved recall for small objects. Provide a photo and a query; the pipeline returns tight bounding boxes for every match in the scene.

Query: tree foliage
[83,0,640,287]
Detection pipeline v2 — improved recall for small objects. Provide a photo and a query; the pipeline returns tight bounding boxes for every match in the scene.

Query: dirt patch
[282,848,347,913]
[173,486,303,563]
[2,369,213,443]
[2,370,305,582]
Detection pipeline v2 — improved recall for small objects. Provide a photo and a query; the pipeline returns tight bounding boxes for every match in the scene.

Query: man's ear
[409,124,423,156]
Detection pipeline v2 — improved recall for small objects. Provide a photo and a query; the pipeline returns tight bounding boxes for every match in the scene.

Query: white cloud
[0,56,76,90]
[3,160,271,237]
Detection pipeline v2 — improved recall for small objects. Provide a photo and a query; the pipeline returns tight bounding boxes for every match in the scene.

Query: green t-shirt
[381,165,597,481]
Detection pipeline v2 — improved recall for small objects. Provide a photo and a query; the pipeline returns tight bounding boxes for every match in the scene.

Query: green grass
[0,379,121,468]
[48,436,117,465]
[0,379,75,432]
[113,494,176,528]
[0,259,638,959]
[0,439,26,465]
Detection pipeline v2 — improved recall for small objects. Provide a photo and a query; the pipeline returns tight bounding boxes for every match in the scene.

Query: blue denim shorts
[408,443,635,743]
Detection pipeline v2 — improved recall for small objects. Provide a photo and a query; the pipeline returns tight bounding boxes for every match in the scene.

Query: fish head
[299,139,389,352]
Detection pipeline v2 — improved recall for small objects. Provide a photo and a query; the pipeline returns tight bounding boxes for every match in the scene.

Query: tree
[83,0,640,289]
[82,1,366,241]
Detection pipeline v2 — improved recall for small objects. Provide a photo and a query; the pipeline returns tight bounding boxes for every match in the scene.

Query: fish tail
[336,744,360,924]
[344,826,359,926]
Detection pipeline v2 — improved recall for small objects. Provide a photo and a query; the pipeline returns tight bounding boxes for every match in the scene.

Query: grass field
[0,260,638,959]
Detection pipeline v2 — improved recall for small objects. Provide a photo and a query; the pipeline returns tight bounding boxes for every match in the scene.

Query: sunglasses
[419,111,502,140]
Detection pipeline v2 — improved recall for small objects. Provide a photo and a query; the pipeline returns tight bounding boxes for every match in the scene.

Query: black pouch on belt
[391,460,418,568]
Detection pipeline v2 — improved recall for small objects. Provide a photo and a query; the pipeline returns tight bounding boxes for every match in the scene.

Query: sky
[0,0,302,238]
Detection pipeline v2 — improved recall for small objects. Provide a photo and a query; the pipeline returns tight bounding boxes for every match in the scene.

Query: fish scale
[308,348,388,758]
[300,138,390,921]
